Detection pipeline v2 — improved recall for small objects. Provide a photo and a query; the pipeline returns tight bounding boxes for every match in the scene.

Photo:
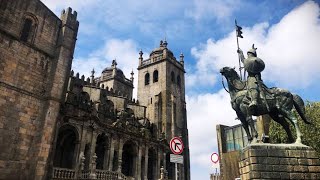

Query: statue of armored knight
[237,44,265,110]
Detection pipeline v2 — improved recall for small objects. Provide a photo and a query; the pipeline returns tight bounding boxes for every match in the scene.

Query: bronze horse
[220,67,310,144]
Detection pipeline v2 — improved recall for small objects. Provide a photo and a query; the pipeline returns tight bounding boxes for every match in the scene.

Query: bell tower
[137,40,190,180]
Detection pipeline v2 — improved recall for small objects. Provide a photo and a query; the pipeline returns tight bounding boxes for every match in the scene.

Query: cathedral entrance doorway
[95,133,108,169]
[53,125,78,168]
[147,148,156,179]
[121,141,137,177]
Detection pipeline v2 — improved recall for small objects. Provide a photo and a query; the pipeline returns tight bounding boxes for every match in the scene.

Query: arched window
[20,14,37,43]
[153,70,158,82]
[177,75,181,87]
[20,18,33,42]
[171,71,175,83]
[145,73,150,85]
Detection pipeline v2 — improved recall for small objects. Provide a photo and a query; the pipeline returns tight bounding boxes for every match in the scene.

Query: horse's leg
[269,112,294,143]
[247,116,258,143]
[280,109,302,144]
[236,111,252,143]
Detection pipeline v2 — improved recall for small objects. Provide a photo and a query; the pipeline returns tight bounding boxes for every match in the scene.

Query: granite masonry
[0,0,190,179]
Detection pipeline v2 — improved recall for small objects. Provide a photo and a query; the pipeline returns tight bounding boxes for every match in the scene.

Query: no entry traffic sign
[211,152,219,164]
[170,137,184,155]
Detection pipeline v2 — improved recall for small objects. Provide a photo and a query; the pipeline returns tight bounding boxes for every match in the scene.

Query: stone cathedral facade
[0,0,190,180]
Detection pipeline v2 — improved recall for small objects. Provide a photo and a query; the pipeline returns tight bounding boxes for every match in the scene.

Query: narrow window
[20,18,33,42]
[171,71,175,83]
[145,73,150,85]
[177,75,181,87]
[153,70,158,82]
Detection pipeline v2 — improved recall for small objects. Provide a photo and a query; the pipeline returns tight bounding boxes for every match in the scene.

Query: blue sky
[42,0,320,179]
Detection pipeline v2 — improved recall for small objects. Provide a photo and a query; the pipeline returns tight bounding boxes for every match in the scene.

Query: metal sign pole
[175,163,178,180]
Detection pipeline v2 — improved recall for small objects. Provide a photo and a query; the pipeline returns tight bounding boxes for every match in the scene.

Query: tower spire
[130,69,134,83]
[163,38,168,47]
[139,50,143,66]
[112,59,117,77]
[90,68,95,84]
[180,52,184,66]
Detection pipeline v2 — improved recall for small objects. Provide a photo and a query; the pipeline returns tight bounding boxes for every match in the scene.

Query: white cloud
[185,0,240,22]
[72,39,140,97]
[189,1,320,90]
[187,89,237,169]
[42,0,188,31]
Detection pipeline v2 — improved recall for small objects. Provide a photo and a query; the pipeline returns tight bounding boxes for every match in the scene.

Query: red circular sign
[170,137,184,155]
[211,153,219,164]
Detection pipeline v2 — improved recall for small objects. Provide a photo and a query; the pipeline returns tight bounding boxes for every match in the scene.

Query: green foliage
[269,102,320,156]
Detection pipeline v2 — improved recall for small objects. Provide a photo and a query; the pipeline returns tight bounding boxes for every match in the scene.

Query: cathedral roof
[101,67,125,79]
[100,60,132,86]
[150,40,173,57]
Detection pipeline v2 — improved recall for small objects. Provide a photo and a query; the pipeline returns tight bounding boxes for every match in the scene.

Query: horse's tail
[293,94,311,124]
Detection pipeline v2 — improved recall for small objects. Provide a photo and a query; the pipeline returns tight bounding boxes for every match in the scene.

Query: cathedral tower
[137,40,190,180]
[0,0,78,179]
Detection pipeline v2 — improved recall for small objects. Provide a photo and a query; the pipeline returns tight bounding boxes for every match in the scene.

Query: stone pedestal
[239,144,320,180]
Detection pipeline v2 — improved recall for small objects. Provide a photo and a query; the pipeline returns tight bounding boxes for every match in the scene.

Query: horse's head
[220,66,246,93]
[220,67,240,80]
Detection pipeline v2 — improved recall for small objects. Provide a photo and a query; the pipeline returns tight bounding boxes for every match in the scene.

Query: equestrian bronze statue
[220,46,310,144]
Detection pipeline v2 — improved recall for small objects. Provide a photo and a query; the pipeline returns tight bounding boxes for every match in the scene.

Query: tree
[269,101,320,156]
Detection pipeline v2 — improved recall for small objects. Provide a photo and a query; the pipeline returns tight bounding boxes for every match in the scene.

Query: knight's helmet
[247,44,257,57]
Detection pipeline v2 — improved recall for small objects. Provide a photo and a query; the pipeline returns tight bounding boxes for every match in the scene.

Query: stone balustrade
[52,167,129,180]
[52,167,76,179]
[80,171,89,179]
[96,169,128,180]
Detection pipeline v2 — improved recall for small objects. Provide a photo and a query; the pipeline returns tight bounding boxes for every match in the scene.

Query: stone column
[144,145,149,180]
[76,153,85,179]
[89,131,97,170]
[78,127,88,161]
[163,152,167,171]
[104,137,111,170]
[155,149,161,179]
[102,136,109,170]
[117,137,124,173]
[73,140,81,169]
[171,95,176,137]
[89,153,97,179]
[136,146,142,180]
[108,137,115,171]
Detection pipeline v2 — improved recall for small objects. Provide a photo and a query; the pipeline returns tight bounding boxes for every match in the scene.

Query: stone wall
[0,0,79,179]
[239,144,320,179]
[222,151,240,180]
[0,0,62,56]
